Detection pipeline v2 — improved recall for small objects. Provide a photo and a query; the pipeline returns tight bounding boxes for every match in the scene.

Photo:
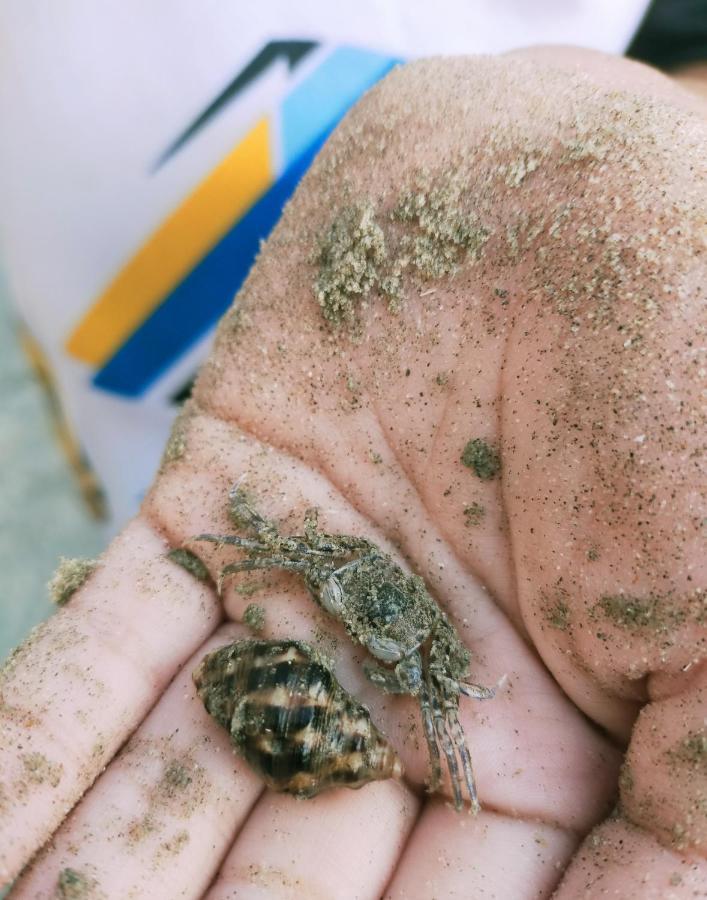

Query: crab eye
[366,635,404,663]
[320,577,345,617]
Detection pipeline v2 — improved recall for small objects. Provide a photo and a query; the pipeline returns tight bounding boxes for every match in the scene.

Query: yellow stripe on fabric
[67,117,272,365]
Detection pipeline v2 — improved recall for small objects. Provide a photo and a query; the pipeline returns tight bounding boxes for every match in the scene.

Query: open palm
[1,49,705,898]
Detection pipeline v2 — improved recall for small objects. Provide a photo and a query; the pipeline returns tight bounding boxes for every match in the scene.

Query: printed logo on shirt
[66,41,399,399]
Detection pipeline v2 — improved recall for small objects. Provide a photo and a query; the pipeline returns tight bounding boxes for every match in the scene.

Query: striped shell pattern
[193,639,403,797]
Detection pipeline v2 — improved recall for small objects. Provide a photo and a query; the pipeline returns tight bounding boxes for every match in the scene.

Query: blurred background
[0,276,103,659]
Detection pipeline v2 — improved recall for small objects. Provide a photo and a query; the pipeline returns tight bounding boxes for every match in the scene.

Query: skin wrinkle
[369,392,502,604]
[494,276,526,636]
[366,389,537,659]
[83,596,166,691]
[376,391,530,646]
[419,369,455,485]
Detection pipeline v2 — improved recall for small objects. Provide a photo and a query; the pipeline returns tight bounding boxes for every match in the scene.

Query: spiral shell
[193,639,403,797]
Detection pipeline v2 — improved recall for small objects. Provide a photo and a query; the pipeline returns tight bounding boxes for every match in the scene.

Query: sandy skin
[1,48,706,898]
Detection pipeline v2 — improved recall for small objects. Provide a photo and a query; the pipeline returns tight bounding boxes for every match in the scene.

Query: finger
[620,666,707,854]
[0,517,221,885]
[205,781,418,900]
[553,817,707,899]
[385,801,578,899]
[146,411,622,830]
[11,625,260,899]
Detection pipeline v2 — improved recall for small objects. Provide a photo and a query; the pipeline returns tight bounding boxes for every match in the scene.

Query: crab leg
[460,682,496,700]
[362,663,411,694]
[436,674,496,701]
[428,679,464,811]
[316,536,379,553]
[218,557,311,594]
[228,485,279,540]
[446,701,481,815]
[192,533,272,552]
[303,507,319,542]
[418,675,443,794]
[194,532,335,559]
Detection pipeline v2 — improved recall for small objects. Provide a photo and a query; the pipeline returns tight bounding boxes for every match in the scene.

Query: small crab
[195,485,496,812]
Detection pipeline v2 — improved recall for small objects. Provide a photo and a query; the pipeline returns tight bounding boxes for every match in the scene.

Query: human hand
[1,48,705,898]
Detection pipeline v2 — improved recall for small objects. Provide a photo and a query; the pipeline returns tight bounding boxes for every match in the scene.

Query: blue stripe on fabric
[94,46,400,397]
[281,46,399,167]
[93,137,324,397]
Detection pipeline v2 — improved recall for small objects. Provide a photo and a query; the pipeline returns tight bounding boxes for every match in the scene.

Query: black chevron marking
[154,40,318,170]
